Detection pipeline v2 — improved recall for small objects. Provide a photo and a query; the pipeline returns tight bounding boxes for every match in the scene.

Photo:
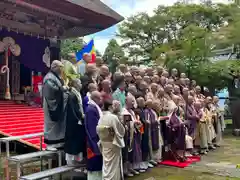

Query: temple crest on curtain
[43,47,50,68]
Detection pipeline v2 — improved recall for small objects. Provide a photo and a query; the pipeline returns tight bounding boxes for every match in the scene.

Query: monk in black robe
[65,78,86,165]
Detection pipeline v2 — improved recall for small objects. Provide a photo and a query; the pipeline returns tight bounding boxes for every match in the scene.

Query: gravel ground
[130,135,240,180]
[1,134,239,180]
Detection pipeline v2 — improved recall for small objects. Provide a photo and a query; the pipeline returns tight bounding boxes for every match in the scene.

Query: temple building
[210,45,239,62]
[0,0,123,100]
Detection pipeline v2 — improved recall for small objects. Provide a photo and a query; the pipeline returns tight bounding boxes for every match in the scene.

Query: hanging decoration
[0,41,5,53]
[42,47,50,68]
[0,37,21,100]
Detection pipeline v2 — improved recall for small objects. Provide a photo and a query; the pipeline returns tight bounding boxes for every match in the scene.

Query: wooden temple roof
[0,0,124,39]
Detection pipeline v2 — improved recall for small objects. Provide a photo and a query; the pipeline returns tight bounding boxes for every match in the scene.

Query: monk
[156,66,164,77]
[151,74,160,84]
[125,72,134,90]
[170,68,178,81]
[112,75,126,111]
[159,76,166,87]
[127,85,137,108]
[143,76,151,85]
[186,95,200,139]
[162,70,169,78]
[212,96,225,147]
[97,65,110,87]
[97,99,125,180]
[205,97,216,150]
[146,83,158,100]
[144,100,159,166]
[122,96,140,176]
[151,100,164,163]
[135,97,149,170]
[139,69,145,78]
[43,60,68,150]
[195,86,205,100]
[101,79,112,102]
[80,64,97,97]
[83,83,98,113]
[195,100,208,154]
[85,91,103,180]
[118,64,127,75]
[165,95,187,161]
[65,78,86,165]
[180,73,186,78]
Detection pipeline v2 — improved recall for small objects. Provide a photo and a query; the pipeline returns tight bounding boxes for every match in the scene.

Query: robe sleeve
[186,107,197,121]
[219,111,226,131]
[112,91,119,101]
[111,115,125,148]
[146,92,153,100]
[85,106,100,154]
[83,96,89,114]
[69,92,83,124]
[42,79,63,122]
[112,115,125,138]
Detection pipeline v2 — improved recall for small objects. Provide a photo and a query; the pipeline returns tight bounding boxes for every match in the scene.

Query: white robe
[97,111,125,180]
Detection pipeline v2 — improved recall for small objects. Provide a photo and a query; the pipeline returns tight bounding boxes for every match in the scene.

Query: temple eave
[0,0,123,38]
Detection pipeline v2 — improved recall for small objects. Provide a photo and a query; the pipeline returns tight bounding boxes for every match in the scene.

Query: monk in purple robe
[165,97,186,162]
[186,95,200,139]
[144,100,159,166]
[122,96,143,177]
[85,91,103,180]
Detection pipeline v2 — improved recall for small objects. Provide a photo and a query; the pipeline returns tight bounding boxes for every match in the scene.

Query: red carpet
[0,101,46,149]
[159,156,201,168]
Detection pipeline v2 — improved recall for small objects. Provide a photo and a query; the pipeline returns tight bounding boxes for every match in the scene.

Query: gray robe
[42,71,68,148]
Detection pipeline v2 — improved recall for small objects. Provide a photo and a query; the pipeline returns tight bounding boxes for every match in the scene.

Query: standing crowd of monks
[42,57,225,180]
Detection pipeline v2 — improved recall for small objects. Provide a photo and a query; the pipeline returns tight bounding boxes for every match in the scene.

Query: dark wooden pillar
[49,38,61,63]
[0,53,6,99]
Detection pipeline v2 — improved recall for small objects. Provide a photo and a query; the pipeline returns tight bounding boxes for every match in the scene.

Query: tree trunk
[228,85,240,136]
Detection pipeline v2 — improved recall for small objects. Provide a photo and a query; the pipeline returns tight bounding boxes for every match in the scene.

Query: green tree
[118,2,240,132]
[96,49,102,57]
[60,38,84,59]
[103,39,126,73]
[118,3,230,61]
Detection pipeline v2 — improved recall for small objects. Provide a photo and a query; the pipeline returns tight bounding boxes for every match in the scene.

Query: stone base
[233,129,240,136]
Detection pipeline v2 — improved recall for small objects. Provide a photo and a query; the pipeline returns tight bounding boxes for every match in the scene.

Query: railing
[0,132,44,180]
[0,132,44,156]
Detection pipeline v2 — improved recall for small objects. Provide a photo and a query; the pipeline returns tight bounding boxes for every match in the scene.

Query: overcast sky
[83,0,229,54]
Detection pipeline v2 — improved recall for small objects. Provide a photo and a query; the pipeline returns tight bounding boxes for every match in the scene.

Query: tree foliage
[60,38,102,61]
[103,39,126,73]
[118,2,240,91]
[60,38,84,59]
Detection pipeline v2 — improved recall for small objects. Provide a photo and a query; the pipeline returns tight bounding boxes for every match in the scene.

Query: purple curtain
[0,29,50,73]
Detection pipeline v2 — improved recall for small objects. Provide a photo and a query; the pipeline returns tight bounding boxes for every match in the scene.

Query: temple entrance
[19,64,31,94]
[0,55,31,100]
[9,57,20,97]
[0,53,6,99]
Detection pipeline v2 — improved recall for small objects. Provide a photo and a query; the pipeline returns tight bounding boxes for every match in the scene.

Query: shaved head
[126,95,135,109]
[91,91,102,105]
[145,99,152,108]
[88,83,97,92]
[101,79,111,91]
[86,64,97,75]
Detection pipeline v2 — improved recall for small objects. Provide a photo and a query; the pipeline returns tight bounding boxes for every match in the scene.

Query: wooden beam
[3,0,83,24]
[0,17,58,37]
